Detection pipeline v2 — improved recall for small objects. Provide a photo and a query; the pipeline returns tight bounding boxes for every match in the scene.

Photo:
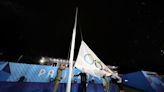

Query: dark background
[0,0,164,74]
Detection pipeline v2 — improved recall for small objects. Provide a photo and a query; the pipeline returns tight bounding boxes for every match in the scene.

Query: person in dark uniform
[74,72,87,92]
[111,78,124,92]
[18,76,26,82]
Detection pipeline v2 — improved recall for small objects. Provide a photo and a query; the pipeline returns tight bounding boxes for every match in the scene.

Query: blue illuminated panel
[0,62,104,84]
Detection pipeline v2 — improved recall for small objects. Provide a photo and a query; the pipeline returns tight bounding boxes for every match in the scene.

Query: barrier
[0,62,104,83]
[122,71,164,92]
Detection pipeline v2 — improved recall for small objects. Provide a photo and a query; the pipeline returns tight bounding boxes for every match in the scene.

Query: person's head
[91,79,94,83]
[18,76,25,82]
[102,73,107,78]
[59,63,66,69]
[20,76,25,80]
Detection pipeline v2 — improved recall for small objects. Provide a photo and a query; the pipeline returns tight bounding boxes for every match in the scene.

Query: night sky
[0,0,164,74]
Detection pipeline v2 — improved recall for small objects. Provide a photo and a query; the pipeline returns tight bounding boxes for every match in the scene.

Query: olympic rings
[84,54,94,65]
[84,53,103,70]
[94,61,103,70]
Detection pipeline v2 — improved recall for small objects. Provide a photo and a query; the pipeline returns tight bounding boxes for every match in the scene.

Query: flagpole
[17,55,23,63]
[66,8,78,92]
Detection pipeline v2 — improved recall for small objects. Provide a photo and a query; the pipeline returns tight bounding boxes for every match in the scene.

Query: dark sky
[0,0,164,74]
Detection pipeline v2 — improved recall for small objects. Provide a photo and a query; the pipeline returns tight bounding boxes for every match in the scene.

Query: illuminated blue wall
[0,61,104,83]
[122,71,164,92]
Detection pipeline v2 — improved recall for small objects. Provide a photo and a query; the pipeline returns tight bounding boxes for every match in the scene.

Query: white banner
[74,41,113,78]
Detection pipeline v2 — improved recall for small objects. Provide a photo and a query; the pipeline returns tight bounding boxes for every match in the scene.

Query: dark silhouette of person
[74,72,87,92]
[91,79,95,84]
[110,78,124,92]
[18,76,26,82]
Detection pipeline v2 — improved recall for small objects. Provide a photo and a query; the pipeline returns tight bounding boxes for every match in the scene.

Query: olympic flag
[74,41,113,78]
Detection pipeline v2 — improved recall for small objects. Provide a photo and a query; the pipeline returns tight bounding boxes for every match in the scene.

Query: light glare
[40,57,45,64]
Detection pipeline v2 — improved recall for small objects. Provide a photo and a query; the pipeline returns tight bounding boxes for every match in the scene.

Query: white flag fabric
[74,41,114,78]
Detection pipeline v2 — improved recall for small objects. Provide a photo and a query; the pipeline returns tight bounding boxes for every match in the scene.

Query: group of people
[16,63,123,92]
[52,63,123,92]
